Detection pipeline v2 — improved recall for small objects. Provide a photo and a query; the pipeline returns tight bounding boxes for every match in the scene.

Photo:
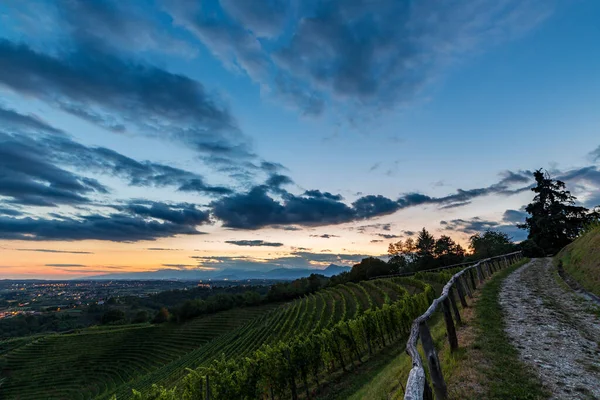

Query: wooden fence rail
[403,251,523,400]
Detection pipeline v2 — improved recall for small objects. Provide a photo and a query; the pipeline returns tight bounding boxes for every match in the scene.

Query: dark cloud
[162,264,196,269]
[219,0,288,38]
[120,201,210,226]
[0,207,23,217]
[0,211,205,242]
[167,0,552,116]
[266,174,294,190]
[16,249,93,254]
[192,250,375,270]
[211,186,357,229]
[590,145,600,162]
[377,233,401,239]
[45,264,86,267]
[0,105,64,135]
[303,190,343,201]
[352,195,400,218]
[56,0,194,55]
[1,130,232,205]
[356,223,392,233]
[225,240,284,247]
[0,39,253,164]
[211,170,533,229]
[370,239,384,243]
[0,131,108,207]
[440,217,527,242]
[310,234,339,239]
[503,209,528,224]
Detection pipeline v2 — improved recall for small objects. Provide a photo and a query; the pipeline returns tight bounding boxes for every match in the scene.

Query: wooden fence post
[478,264,486,283]
[455,277,468,306]
[441,297,458,352]
[419,321,448,400]
[206,375,211,400]
[469,268,477,290]
[448,286,462,324]
[461,274,472,298]
[423,375,434,400]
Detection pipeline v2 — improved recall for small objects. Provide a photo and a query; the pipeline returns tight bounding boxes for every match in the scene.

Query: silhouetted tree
[519,169,597,255]
[469,230,515,259]
[349,257,390,281]
[415,228,436,269]
[153,307,170,324]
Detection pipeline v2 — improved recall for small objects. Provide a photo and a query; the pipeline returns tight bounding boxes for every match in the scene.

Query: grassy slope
[338,259,548,400]
[557,225,600,296]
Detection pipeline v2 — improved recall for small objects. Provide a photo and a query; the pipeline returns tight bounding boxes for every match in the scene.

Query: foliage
[152,307,170,324]
[519,169,599,255]
[388,228,467,273]
[519,239,545,258]
[468,230,516,260]
[101,309,127,325]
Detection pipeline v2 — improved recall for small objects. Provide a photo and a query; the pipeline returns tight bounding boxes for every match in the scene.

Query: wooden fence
[403,251,523,400]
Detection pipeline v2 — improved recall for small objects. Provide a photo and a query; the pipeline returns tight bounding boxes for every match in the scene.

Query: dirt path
[499,258,600,399]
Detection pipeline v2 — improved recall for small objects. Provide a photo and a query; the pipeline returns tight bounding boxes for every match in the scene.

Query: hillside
[556,225,600,296]
[0,275,433,400]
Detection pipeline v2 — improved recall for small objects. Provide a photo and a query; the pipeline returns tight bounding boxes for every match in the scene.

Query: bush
[101,309,126,325]
[153,307,170,324]
[132,310,149,323]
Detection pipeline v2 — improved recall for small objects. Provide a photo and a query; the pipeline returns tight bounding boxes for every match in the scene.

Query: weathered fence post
[206,375,211,400]
[476,264,484,284]
[455,277,468,306]
[448,286,462,324]
[441,297,458,352]
[419,321,448,400]
[461,274,472,298]
[469,268,477,290]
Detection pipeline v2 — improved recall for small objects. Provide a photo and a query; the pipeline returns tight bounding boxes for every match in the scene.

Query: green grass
[556,225,600,297]
[473,259,549,400]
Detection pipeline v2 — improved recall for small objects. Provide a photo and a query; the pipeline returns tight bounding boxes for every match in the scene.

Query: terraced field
[0,277,430,400]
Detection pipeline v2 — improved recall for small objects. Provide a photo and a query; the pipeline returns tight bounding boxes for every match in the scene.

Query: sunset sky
[1,0,599,279]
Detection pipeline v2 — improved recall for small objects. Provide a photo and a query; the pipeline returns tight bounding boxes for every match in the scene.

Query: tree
[101,309,126,325]
[469,230,514,259]
[519,169,596,254]
[132,310,149,323]
[349,257,390,281]
[153,307,170,324]
[415,228,435,257]
[434,235,465,266]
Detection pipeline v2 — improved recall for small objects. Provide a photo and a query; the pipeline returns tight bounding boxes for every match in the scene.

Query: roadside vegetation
[556,223,600,297]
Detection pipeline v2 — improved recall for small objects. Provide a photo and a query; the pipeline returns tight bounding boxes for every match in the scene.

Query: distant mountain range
[85,264,351,281]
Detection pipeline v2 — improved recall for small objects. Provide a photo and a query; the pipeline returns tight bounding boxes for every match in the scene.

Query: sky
[0,0,599,279]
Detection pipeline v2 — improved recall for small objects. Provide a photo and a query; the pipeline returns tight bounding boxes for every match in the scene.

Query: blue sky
[0,0,599,279]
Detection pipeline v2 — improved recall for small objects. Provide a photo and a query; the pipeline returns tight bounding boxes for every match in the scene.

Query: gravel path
[499,258,600,399]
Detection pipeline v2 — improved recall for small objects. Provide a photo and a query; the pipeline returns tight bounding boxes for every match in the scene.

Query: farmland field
[0,274,451,400]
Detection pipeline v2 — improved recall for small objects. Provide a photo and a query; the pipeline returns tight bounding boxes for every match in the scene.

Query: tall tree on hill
[519,169,596,255]
[416,228,436,269]
[469,230,514,259]
[434,235,466,265]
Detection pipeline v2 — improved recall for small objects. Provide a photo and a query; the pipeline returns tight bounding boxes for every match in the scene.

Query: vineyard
[0,273,459,400]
